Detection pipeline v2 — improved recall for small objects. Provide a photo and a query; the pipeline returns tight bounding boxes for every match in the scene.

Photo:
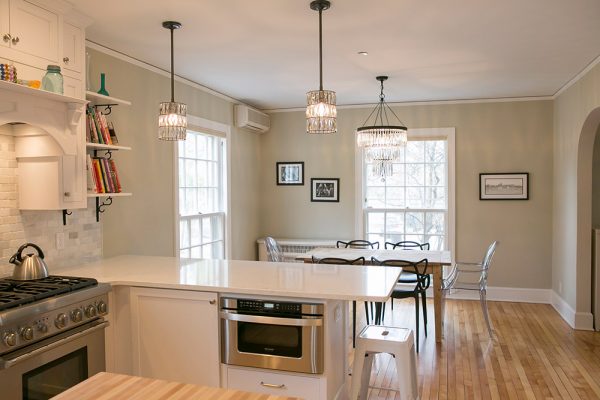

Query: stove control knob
[97,301,107,315]
[3,332,17,347]
[85,305,97,318]
[37,322,48,333]
[71,309,83,323]
[55,313,68,329]
[20,326,33,341]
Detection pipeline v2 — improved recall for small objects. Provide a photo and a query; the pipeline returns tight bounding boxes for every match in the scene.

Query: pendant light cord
[170,26,175,102]
[319,7,323,91]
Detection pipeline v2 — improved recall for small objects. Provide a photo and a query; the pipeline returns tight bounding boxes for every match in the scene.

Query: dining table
[298,247,452,343]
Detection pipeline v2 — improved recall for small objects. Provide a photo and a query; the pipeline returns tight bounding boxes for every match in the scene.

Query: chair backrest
[481,241,499,276]
[336,240,379,249]
[372,257,430,287]
[384,240,430,250]
[313,256,365,265]
[264,236,284,262]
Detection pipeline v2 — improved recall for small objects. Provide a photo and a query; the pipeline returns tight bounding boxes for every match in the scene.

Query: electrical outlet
[55,232,65,250]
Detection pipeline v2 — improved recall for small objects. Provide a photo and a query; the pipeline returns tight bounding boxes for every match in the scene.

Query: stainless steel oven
[0,277,110,400]
[221,297,324,374]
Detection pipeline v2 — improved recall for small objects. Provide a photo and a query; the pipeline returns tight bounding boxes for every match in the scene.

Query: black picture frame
[276,162,304,185]
[479,172,529,200]
[311,178,340,202]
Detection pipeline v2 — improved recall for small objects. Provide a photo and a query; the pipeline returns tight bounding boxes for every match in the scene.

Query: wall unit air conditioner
[235,105,270,133]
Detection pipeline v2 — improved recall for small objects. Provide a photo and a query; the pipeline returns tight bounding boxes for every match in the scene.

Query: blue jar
[41,65,63,94]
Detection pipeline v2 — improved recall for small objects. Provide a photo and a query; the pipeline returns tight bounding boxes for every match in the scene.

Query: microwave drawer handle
[220,311,323,327]
[260,381,286,389]
[0,320,109,370]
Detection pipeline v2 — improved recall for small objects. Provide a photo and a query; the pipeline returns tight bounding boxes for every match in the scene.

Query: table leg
[433,264,443,342]
[352,300,356,348]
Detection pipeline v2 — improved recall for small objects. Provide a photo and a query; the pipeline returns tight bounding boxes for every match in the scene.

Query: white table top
[55,255,402,302]
[302,248,453,265]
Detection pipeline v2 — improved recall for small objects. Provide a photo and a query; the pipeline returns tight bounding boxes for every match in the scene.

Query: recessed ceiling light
[358,51,368,56]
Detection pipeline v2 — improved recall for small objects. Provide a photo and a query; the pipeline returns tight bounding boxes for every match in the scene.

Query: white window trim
[173,115,232,259]
[354,127,455,257]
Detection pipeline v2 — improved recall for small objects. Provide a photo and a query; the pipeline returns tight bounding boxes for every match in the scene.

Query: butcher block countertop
[52,372,301,400]
[56,255,401,302]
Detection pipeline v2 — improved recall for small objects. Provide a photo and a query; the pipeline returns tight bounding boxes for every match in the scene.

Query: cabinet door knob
[11,36,18,45]
[209,299,216,305]
[3,34,11,43]
[64,192,71,197]
[63,56,69,64]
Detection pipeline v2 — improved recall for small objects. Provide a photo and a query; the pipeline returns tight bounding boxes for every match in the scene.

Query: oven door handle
[220,311,323,326]
[0,319,109,370]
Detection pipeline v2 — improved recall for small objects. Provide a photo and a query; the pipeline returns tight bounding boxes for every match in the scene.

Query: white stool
[350,325,418,400]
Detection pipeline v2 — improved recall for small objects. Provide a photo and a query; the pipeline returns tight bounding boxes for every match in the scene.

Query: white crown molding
[85,41,253,108]
[264,96,554,114]
[553,53,600,99]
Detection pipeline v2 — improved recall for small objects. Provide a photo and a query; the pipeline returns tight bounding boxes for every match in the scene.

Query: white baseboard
[435,286,552,303]
[550,291,594,330]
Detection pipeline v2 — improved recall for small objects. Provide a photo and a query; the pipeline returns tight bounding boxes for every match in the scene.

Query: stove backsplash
[0,135,102,277]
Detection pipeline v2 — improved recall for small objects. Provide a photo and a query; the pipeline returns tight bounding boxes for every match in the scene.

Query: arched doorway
[576,106,600,330]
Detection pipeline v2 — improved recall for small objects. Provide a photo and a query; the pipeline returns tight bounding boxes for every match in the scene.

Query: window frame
[173,115,231,259]
[354,127,455,255]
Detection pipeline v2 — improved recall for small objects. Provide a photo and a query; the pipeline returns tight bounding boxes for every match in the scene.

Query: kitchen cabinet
[61,21,83,73]
[129,287,220,387]
[1,0,59,66]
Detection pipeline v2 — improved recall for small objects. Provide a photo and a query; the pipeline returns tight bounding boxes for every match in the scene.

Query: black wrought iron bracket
[93,103,117,115]
[92,149,112,159]
[95,196,113,222]
[62,209,72,225]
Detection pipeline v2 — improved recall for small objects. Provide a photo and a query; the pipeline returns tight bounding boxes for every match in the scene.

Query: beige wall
[593,126,600,229]
[88,48,261,260]
[553,61,600,321]
[260,100,553,289]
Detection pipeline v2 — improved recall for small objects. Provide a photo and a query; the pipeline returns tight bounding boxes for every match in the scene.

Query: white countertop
[56,256,402,302]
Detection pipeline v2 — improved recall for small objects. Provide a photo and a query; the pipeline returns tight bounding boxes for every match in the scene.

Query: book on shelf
[85,106,120,146]
[87,156,123,194]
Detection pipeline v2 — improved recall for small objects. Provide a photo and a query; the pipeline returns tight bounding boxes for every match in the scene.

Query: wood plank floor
[349,299,600,400]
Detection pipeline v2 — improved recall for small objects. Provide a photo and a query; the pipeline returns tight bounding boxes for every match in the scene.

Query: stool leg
[350,345,368,399]
[359,353,374,399]
[394,347,418,400]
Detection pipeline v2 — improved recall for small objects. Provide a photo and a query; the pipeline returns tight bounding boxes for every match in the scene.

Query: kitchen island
[57,256,402,400]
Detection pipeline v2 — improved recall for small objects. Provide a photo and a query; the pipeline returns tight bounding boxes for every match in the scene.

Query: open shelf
[86,91,132,106]
[86,143,131,151]
[0,80,87,104]
[87,192,132,198]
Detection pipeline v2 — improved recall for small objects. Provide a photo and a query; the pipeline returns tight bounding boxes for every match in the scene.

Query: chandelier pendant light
[306,0,337,134]
[158,21,187,141]
[356,76,407,178]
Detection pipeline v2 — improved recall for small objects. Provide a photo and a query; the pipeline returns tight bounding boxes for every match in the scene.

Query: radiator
[256,238,337,262]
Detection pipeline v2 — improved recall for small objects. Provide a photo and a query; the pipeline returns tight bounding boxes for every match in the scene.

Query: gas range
[0,276,110,356]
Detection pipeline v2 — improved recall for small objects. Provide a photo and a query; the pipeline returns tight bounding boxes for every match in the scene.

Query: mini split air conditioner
[234,105,270,133]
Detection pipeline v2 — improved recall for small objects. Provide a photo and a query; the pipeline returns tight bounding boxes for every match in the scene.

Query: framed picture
[479,173,529,200]
[311,178,340,202]
[276,162,304,185]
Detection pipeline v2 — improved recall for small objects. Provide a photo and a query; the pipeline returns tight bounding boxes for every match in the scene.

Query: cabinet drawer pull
[260,382,286,389]
[209,299,216,305]
[11,36,18,45]
[63,56,69,63]
[3,34,10,43]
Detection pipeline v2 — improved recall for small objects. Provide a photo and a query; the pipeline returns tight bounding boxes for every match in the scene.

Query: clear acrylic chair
[264,236,284,262]
[442,241,498,337]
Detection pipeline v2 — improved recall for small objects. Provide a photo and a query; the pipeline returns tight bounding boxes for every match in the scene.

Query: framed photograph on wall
[479,173,529,200]
[276,162,304,185]
[311,178,340,202]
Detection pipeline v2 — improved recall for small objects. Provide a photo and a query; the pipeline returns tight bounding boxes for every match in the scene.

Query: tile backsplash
[0,135,102,278]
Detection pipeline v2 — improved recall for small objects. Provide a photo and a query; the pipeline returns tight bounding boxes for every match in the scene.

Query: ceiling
[74,0,600,110]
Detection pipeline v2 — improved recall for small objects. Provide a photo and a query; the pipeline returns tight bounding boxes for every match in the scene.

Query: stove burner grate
[0,276,98,312]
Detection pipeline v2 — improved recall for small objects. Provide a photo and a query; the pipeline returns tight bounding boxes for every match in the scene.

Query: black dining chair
[336,240,380,249]
[384,241,431,311]
[371,257,429,353]
[313,256,365,348]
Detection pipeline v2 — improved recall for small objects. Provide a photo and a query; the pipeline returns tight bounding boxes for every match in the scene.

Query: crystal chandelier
[356,76,407,178]
[158,21,187,141]
[306,0,337,134]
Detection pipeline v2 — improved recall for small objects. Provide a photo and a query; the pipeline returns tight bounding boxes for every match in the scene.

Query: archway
[576,106,600,330]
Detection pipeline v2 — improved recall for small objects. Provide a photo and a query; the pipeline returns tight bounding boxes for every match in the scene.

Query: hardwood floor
[349,299,600,399]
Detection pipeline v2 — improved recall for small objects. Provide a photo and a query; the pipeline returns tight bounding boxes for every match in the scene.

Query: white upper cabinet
[0,0,9,50]
[5,0,59,65]
[61,21,82,73]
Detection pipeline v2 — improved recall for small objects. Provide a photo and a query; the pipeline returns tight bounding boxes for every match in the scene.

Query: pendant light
[356,76,407,178]
[158,21,187,141]
[306,0,337,134]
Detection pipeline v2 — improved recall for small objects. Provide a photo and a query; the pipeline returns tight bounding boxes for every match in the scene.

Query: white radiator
[256,238,337,262]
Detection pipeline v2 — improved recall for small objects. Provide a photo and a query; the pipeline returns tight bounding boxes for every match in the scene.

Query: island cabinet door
[129,287,219,387]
